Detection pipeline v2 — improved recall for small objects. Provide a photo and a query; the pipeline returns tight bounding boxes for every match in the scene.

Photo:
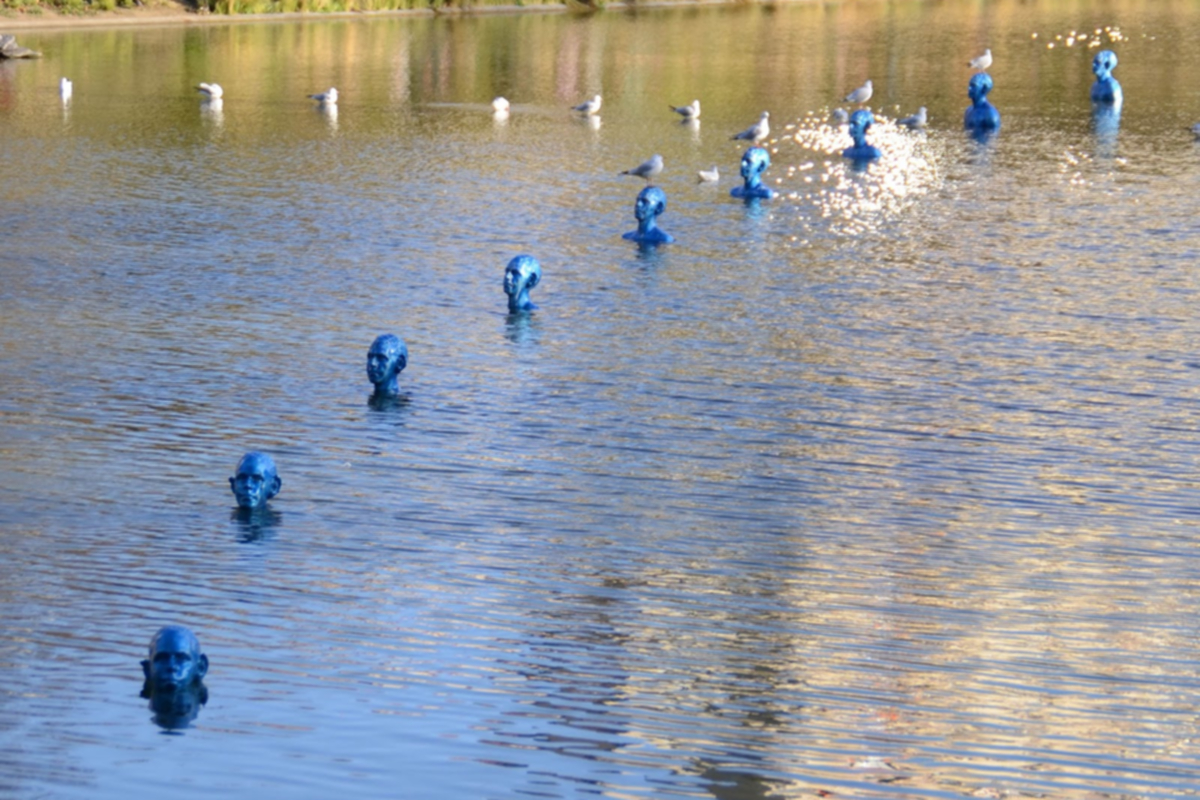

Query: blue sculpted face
[624,185,674,245]
[740,147,770,187]
[1092,50,1117,80]
[503,255,541,314]
[842,110,882,161]
[366,334,408,394]
[634,185,666,223]
[730,147,774,200]
[968,72,993,105]
[141,626,208,692]
[229,452,281,509]
[847,109,874,147]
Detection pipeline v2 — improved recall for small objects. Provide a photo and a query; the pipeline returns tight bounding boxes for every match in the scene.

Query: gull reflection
[319,102,338,133]
[200,97,224,130]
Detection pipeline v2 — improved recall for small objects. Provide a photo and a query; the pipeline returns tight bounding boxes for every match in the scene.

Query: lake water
[2,1,1200,797]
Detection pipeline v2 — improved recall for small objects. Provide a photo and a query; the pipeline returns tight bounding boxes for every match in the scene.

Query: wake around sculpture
[367,334,408,396]
[1090,50,1122,106]
[140,625,209,730]
[843,109,882,161]
[963,72,1001,133]
[504,255,542,314]
[730,147,775,200]
[623,186,674,246]
[229,452,282,509]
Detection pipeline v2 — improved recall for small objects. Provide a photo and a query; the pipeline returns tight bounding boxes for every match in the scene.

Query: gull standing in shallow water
[897,106,927,129]
[620,154,664,181]
[59,77,72,102]
[309,87,338,106]
[968,48,993,72]
[572,94,602,115]
[196,82,223,100]
[731,111,770,142]
[669,99,701,120]
[697,165,719,183]
[1192,123,1200,138]
[492,97,510,113]
[844,80,873,105]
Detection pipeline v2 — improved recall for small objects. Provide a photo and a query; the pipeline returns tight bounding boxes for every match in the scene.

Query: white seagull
[697,165,719,183]
[731,111,770,142]
[59,77,72,101]
[572,94,602,115]
[669,99,701,120]
[620,154,664,181]
[897,106,927,129]
[831,107,849,124]
[844,79,873,105]
[968,48,993,72]
[309,87,338,106]
[196,82,223,100]
[492,96,510,113]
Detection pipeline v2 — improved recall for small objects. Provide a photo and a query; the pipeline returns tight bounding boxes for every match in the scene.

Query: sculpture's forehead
[639,187,666,204]
[369,335,402,356]
[744,149,769,167]
[237,453,275,476]
[152,627,198,654]
[507,257,540,277]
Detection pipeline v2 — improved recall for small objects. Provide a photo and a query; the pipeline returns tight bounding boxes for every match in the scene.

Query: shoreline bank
[0,0,790,31]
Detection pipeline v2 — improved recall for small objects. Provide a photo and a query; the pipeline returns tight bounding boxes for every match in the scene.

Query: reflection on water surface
[2,1,1200,798]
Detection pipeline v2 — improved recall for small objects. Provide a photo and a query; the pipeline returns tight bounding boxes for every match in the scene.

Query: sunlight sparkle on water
[766,110,944,238]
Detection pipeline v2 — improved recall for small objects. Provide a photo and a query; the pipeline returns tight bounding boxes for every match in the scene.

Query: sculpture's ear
[195,654,209,681]
[228,476,236,491]
[396,353,407,372]
[655,198,666,216]
[526,271,540,290]
[141,659,151,680]
[268,476,282,499]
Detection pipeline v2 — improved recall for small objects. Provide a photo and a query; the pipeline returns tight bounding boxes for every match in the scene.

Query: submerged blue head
[731,146,775,200]
[623,185,674,245]
[504,255,542,313]
[964,72,1001,132]
[1090,50,1122,105]
[366,333,408,395]
[141,625,208,692]
[229,451,281,509]
[843,109,882,161]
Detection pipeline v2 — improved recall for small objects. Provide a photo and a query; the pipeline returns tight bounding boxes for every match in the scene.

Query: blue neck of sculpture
[508,286,536,313]
[623,217,674,245]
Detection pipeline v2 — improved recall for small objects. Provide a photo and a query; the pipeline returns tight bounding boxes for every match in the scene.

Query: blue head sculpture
[730,146,775,200]
[503,255,541,314]
[622,185,675,246]
[141,625,208,693]
[140,625,208,730]
[229,451,281,509]
[366,333,408,395]
[842,109,882,161]
[964,72,1001,133]
[1090,50,1122,105]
